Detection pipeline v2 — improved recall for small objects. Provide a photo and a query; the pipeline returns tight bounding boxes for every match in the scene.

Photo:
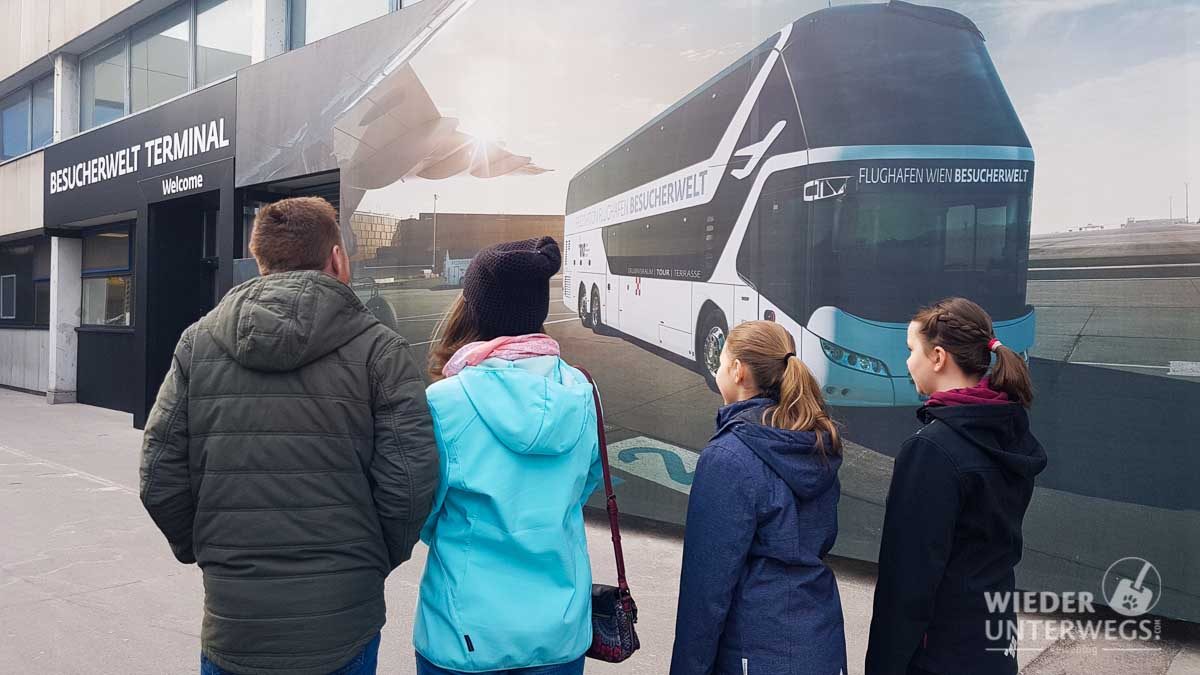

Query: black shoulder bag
[577,367,640,663]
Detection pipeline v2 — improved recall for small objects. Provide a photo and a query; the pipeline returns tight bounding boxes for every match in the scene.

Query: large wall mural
[236,0,1200,622]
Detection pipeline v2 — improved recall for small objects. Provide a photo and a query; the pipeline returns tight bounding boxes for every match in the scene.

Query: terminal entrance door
[144,192,220,419]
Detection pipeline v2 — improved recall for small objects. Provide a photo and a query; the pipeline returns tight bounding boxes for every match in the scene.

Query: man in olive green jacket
[140,197,438,675]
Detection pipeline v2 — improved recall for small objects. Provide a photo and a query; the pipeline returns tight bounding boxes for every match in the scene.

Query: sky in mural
[355,0,1199,233]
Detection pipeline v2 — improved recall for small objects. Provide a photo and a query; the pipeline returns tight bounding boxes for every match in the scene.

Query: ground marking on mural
[1167,361,1200,376]
[1033,263,1200,271]
[394,317,458,324]
[1030,276,1200,283]
[408,317,579,347]
[394,311,575,322]
[392,311,462,321]
[1071,361,1170,370]
[609,436,699,495]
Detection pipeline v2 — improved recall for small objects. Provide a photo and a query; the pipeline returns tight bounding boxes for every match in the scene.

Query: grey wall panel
[0,328,47,392]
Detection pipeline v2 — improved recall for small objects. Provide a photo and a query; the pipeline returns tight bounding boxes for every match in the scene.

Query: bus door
[736,168,810,336]
[733,284,758,326]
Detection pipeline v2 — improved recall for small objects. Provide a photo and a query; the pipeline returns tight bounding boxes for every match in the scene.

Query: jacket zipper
[742,657,749,675]
[464,634,475,652]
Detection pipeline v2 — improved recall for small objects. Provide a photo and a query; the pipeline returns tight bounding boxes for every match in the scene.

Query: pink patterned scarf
[442,333,561,377]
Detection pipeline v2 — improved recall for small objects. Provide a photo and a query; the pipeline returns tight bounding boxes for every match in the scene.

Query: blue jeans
[415,653,585,675]
[201,634,381,675]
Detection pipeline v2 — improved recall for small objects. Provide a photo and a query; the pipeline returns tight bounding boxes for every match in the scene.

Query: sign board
[44,78,235,226]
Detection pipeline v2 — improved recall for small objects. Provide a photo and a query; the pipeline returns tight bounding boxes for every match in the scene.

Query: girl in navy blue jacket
[671,320,847,675]
[866,297,1046,675]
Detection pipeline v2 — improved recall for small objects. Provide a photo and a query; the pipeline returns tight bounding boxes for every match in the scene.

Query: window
[82,276,135,326]
[33,239,50,326]
[131,3,192,113]
[0,275,14,319]
[81,39,128,130]
[31,75,54,149]
[0,89,30,160]
[34,281,50,325]
[807,189,1030,322]
[82,227,134,327]
[80,0,251,131]
[83,229,131,271]
[197,0,253,86]
[784,11,1028,148]
[0,236,49,325]
[289,0,392,48]
[0,74,54,161]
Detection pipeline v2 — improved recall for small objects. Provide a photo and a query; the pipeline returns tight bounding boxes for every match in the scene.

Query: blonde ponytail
[725,321,842,457]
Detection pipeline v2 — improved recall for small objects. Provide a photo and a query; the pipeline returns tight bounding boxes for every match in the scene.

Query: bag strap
[575,367,632,602]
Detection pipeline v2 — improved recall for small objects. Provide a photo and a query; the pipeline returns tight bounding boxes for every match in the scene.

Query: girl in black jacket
[866,297,1047,675]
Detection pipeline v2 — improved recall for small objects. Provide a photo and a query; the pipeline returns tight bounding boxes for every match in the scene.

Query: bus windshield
[807,190,1031,323]
[784,7,1029,148]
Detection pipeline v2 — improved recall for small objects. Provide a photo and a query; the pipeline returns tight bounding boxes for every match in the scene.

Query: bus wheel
[578,283,593,328]
[590,285,603,334]
[366,295,397,333]
[696,308,727,393]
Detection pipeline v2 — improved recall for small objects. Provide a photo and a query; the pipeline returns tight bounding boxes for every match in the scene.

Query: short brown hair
[249,196,342,274]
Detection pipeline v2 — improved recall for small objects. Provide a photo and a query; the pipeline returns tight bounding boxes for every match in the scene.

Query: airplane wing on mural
[332,62,549,194]
[235,0,548,195]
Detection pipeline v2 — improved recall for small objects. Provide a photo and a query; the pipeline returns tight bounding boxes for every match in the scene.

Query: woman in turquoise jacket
[415,237,601,675]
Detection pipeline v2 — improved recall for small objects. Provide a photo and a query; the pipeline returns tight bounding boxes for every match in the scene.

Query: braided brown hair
[911,297,1033,407]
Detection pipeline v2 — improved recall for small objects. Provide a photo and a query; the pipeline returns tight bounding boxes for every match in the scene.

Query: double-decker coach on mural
[564,0,1036,406]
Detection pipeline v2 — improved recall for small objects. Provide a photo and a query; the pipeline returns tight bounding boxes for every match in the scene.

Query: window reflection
[0,89,30,160]
[81,39,128,130]
[131,3,191,112]
[289,0,390,47]
[82,276,135,326]
[198,0,253,86]
[31,75,54,149]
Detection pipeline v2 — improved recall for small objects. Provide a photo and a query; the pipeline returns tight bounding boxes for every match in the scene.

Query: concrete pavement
[0,387,1196,674]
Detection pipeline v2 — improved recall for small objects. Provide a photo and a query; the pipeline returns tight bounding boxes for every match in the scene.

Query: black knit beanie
[463,236,562,339]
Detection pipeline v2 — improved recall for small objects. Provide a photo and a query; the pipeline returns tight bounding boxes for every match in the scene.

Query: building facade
[0,0,425,422]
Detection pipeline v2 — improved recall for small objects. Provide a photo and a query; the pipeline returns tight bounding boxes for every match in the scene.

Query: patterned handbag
[577,368,641,663]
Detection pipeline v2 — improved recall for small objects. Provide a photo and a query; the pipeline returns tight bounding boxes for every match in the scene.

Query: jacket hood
[919,404,1048,477]
[209,271,379,372]
[715,397,842,499]
[925,376,1011,408]
[456,356,593,456]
